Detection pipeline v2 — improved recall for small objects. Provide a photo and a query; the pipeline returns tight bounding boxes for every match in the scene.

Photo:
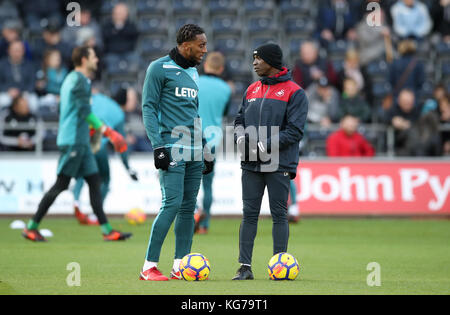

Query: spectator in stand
[390,0,433,40]
[431,0,450,42]
[356,7,393,67]
[326,115,375,157]
[0,40,37,109]
[422,83,447,114]
[103,3,139,56]
[36,50,68,96]
[388,89,423,155]
[75,28,104,81]
[408,104,442,157]
[437,94,450,155]
[292,41,338,89]
[61,8,103,51]
[33,22,73,69]
[338,77,372,122]
[102,2,140,78]
[0,20,33,61]
[338,49,365,92]
[316,0,359,47]
[306,76,340,127]
[389,39,425,98]
[0,94,37,151]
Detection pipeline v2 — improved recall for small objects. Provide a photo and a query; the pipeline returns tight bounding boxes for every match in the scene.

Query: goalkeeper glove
[102,126,128,153]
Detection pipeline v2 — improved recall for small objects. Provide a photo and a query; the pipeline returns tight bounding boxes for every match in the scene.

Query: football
[124,208,146,225]
[268,252,300,281]
[179,253,211,281]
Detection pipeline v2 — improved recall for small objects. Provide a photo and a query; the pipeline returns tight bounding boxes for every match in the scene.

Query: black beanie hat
[114,88,128,106]
[253,43,283,70]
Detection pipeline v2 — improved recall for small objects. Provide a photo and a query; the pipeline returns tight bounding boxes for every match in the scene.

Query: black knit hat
[253,43,283,70]
[114,88,128,106]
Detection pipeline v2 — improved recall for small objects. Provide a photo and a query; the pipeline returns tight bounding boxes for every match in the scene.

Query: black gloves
[203,160,215,175]
[154,147,170,171]
[237,135,267,162]
[154,145,215,174]
[128,169,139,181]
[202,141,215,175]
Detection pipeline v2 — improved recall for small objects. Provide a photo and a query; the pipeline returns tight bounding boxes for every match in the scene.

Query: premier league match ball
[268,252,300,281]
[124,208,146,225]
[179,253,211,281]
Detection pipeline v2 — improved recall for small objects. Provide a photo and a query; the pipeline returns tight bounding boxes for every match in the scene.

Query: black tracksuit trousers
[239,169,291,265]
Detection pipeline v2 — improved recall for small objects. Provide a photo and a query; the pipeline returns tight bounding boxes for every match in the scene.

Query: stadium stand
[0,0,449,157]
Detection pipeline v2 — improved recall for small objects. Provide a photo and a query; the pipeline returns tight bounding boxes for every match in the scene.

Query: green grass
[0,218,449,295]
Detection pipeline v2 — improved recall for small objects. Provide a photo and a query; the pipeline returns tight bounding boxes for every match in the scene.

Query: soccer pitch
[1,218,449,295]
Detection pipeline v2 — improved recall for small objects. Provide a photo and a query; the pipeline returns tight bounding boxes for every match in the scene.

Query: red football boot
[170,269,183,280]
[140,267,169,281]
[194,208,206,233]
[103,230,132,241]
[74,205,99,226]
[22,229,47,242]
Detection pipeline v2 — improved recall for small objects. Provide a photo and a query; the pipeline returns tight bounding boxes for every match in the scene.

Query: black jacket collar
[169,47,197,69]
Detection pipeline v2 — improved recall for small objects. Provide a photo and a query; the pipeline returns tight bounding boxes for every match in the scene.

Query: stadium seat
[443,61,450,77]
[138,36,170,57]
[213,36,245,55]
[418,80,435,101]
[436,42,450,61]
[43,128,58,151]
[137,15,169,35]
[243,0,275,15]
[226,56,252,77]
[0,1,19,22]
[173,0,203,15]
[233,76,253,95]
[331,59,344,73]
[423,59,436,81]
[208,0,240,16]
[283,17,315,36]
[371,81,392,98]
[100,0,122,16]
[246,15,277,34]
[104,53,141,76]
[211,15,242,35]
[38,105,59,122]
[365,60,390,81]
[174,15,203,31]
[279,0,311,16]
[327,40,350,59]
[288,37,306,59]
[109,80,137,97]
[136,0,166,16]
[250,36,279,50]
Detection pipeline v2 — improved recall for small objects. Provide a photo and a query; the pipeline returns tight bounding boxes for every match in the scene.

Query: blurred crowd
[0,0,449,157]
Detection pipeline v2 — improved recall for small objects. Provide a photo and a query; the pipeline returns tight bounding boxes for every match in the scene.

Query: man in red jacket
[233,43,308,280]
[326,115,375,157]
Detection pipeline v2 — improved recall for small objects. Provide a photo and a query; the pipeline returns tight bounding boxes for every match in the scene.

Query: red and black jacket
[234,68,309,175]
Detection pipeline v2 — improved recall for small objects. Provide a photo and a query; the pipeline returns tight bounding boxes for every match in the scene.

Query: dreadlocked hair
[176,24,205,45]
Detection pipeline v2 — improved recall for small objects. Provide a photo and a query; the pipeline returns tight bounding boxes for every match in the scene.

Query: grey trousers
[239,169,291,265]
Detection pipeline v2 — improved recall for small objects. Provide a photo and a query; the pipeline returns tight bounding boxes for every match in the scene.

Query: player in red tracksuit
[326,115,375,157]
